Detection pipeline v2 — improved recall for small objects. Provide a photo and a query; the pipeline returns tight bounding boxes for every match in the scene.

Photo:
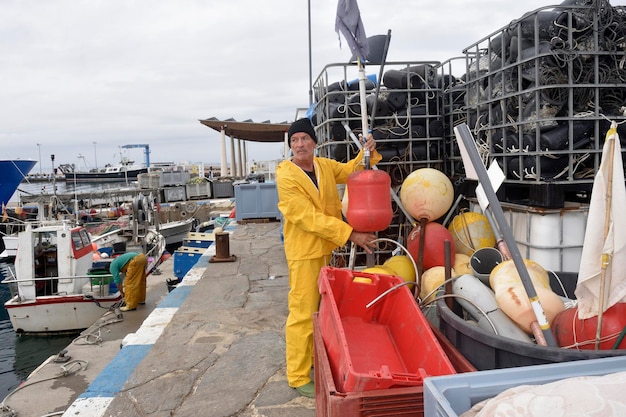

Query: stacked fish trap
[312,61,446,256]
[313,61,445,183]
[442,1,626,208]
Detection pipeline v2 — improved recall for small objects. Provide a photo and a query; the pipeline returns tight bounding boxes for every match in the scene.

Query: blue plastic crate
[173,247,204,279]
[234,182,280,221]
[182,232,214,248]
[423,355,626,417]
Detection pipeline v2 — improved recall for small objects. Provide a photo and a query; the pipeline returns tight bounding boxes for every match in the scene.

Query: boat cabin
[14,222,95,300]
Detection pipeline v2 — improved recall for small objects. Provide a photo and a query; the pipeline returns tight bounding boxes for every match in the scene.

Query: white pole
[357,59,370,168]
[237,139,243,177]
[229,137,236,177]
[37,143,42,175]
[220,127,227,178]
[93,141,98,170]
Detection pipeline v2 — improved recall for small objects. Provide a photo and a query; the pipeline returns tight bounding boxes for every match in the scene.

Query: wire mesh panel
[312,61,445,261]
[440,1,626,207]
[313,61,445,182]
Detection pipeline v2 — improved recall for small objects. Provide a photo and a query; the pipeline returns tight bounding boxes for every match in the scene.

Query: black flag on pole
[335,0,369,61]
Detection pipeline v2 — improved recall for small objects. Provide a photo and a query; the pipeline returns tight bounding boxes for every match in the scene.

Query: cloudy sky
[2,0,622,173]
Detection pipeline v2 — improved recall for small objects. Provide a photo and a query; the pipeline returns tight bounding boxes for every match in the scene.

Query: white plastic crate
[424,355,626,417]
[162,171,190,187]
[137,172,163,189]
[186,182,212,199]
[470,200,587,273]
[163,185,186,202]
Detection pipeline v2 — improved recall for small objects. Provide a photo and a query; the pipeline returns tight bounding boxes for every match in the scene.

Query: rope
[0,360,88,416]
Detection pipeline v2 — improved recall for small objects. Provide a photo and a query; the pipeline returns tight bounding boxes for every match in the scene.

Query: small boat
[156,218,195,246]
[58,157,148,183]
[1,220,166,334]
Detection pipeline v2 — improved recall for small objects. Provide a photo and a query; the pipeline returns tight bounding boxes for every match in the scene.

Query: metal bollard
[210,232,237,263]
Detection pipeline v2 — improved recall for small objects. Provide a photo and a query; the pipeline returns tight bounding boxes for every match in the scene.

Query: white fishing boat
[0,235,18,260]
[1,220,165,334]
[58,156,148,183]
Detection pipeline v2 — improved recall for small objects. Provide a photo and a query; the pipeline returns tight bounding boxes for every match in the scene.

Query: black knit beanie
[288,118,317,146]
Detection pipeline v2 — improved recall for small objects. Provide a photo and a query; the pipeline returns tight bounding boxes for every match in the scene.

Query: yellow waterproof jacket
[276,149,382,261]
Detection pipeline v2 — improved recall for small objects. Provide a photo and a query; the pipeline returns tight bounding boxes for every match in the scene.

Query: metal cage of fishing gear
[440,0,626,208]
[313,61,448,266]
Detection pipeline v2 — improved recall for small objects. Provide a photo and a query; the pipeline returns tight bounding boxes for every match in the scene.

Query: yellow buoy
[448,211,496,256]
[362,266,395,276]
[359,266,395,284]
[452,253,471,276]
[490,259,564,333]
[399,168,454,222]
[383,255,417,288]
[489,258,550,290]
[420,266,455,303]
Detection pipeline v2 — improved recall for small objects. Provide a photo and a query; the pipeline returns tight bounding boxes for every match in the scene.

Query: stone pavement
[87,222,316,417]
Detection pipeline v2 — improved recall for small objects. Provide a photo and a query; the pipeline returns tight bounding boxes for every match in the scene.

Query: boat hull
[64,168,148,183]
[0,159,37,205]
[5,293,122,334]
[158,219,194,245]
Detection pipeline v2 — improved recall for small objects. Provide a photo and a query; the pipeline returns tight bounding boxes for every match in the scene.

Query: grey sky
[1,0,618,172]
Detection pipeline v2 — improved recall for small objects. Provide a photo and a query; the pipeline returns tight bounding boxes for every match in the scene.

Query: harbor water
[1,179,133,396]
[0,264,76,396]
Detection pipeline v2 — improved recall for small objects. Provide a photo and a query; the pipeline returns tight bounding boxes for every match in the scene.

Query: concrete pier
[4,221,316,416]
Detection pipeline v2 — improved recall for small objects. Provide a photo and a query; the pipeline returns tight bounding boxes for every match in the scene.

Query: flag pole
[455,123,558,347]
[335,0,370,163]
[595,121,617,349]
[357,58,370,169]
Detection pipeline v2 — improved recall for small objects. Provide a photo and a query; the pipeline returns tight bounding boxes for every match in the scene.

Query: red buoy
[552,302,626,350]
[345,170,393,232]
[407,222,456,270]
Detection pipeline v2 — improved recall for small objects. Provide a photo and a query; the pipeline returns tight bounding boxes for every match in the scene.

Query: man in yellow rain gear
[110,252,147,311]
[276,118,380,398]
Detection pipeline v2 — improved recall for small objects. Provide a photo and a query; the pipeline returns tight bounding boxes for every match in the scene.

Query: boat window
[79,229,91,246]
[34,231,56,250]
[71,230,84,251]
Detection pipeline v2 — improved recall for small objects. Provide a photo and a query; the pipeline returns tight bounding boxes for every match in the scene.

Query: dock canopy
[199,117,291,143]
[199,117,292,177]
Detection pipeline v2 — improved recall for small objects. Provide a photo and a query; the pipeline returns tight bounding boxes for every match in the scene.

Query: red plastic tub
[317,267,457,393]
[314,313,426,417]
